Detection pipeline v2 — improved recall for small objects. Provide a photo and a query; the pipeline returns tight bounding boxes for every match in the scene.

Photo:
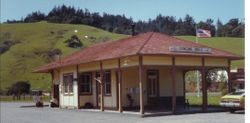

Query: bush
[0,40,21,54]
[0,40,15,54]
[64,35,83,48]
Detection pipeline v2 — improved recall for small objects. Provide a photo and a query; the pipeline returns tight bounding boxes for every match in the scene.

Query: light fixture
[123,57,130,66]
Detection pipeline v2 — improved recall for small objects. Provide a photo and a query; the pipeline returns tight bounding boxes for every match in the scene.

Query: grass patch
[0,21,127,91]
[186,93,222,106]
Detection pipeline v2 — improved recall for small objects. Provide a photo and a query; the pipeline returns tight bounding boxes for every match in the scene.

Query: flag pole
[195,24,200,97]
[195,24,198,43]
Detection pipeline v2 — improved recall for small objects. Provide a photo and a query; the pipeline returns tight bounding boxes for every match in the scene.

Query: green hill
[176,36,244,69]
[0,21,127,91]
[0,22,244,92]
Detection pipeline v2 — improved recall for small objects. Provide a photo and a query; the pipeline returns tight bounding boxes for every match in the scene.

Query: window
[104,71,111,96]
[63,73,73,94]
[79,72,92,95]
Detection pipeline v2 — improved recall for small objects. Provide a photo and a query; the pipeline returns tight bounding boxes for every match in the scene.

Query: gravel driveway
[0,102,244,123]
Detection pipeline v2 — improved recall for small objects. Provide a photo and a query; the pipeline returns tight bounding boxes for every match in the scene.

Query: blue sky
[1,0,244,23]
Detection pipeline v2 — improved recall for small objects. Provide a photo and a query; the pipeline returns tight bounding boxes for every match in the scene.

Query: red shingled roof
[34,32,242,72]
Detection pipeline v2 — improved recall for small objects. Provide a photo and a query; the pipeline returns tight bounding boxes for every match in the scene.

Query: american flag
[196,29,211,38]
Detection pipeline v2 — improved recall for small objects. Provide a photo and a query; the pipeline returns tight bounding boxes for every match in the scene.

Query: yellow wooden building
[34,32,242,115]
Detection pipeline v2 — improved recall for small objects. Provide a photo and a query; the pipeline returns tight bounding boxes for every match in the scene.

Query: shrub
[64,35,83,48]
[0,40,14,54]
[0,40,21,54]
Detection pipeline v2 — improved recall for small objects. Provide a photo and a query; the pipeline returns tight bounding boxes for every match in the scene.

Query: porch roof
[34,32,243,73]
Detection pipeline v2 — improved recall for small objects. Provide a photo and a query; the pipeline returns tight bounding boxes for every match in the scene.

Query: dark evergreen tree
[4,5,244,37]
[23,11,46,22]
[216,19,224,37]
[197,19,216,36]
[183,15,196,35]
[174,18,185,35]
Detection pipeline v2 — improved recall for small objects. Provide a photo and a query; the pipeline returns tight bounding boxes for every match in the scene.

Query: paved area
[1,102,244,123]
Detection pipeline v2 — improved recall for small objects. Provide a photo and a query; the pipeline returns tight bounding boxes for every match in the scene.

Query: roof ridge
[51,33,151,65]
[84,33,150,49]
[137,32,154,54]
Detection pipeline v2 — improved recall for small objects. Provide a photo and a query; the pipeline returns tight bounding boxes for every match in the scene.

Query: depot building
[34,32,242,115]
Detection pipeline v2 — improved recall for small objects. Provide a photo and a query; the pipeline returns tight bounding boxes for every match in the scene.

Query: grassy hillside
[0,22,244,92]
[176,36,244,69]
[0,21,127,91]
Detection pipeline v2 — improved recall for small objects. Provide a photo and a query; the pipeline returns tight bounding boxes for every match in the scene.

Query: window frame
[146,70,159,97]
[63,73,74,95]
[79,72,93,95]
[104,71,112,96]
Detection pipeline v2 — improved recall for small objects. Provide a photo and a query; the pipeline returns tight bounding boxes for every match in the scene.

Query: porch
[78,105,228,117]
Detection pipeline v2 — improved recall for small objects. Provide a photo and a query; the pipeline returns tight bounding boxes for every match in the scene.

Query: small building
[34,32,243,115]
[231,68,245,90]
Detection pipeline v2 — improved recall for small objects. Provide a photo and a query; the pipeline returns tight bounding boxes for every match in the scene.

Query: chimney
[131,24,135,36]
[50,49,62,62]
[53,54,61,61]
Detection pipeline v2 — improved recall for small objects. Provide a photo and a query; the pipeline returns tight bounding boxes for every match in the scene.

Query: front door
[147,70,159,105]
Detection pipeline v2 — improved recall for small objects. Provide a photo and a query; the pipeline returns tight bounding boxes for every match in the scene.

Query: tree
[218,71,227,83]
[216,19,224,37]
[231,24,244,37]
[174,18,185,35]
[4,5,245,37]
[197,19,216,36]
[24,11,46,22]
[206,69,219,88]
[183,14,196,35]
[224,18,240,37]
[7,81,30,100]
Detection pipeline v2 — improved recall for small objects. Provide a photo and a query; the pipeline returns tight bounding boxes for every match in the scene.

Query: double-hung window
[104,71,111,96]
[63,73,73,94]
[79,72,92,95]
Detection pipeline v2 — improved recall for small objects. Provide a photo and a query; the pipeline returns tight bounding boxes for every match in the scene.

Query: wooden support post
[201,57,207,112]
[171,56,176,113]
[118,58,123,112]
[139,55,144,115]
[100,61,104,111]
[183,70,186,107]
[227,59,232,93]
[50,70,54,100]
[76,65,80,109]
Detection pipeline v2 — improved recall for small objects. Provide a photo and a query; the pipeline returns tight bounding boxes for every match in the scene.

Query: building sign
[169,46,212,54]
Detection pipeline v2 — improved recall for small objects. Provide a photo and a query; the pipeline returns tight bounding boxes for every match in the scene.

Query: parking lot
[1,102,244,123]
